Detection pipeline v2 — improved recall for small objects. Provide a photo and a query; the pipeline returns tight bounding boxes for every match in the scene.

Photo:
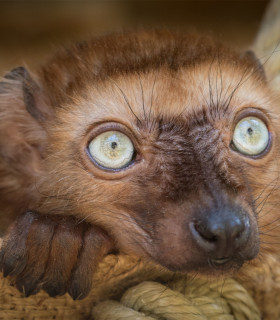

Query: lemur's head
[1,30,279,277]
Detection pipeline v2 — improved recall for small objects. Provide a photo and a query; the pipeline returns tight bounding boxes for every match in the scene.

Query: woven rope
[2,251,280,319]
[92,278,260,320]
[0,254,172,320]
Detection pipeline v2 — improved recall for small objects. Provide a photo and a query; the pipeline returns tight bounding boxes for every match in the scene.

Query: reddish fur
[0,81,44,233]
[0,29,279,299]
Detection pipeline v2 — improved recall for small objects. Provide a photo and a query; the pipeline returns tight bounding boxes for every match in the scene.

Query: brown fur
[0,29,279,299]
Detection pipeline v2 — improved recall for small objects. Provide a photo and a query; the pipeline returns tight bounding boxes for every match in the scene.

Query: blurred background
[0,1,269,75]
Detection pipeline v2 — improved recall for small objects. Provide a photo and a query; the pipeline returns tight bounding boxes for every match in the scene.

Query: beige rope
[92,278,261,320]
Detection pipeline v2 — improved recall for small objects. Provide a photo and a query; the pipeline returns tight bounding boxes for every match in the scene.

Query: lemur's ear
[241,50,266,81]
[0,67,50,232]
[3,66,50,121]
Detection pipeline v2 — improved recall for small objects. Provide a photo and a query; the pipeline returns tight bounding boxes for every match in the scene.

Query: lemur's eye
[232,116,270,156]
[88,131,135,169]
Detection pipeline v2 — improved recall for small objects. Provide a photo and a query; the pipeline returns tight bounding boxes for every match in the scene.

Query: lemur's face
[42,63,277,275]
[1,31,279,300]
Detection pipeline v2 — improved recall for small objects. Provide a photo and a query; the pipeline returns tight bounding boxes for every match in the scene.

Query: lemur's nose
[189,206,251,259]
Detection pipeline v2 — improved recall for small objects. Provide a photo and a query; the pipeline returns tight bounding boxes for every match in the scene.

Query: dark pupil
[111,141,118,149]
[247,127,253,135]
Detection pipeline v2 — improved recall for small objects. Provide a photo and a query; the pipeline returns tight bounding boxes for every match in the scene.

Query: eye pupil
[247,127,253,135]
[111,141,118,149]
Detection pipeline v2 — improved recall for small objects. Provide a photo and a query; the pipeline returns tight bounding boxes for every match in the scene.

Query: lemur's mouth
[211,257,232,266]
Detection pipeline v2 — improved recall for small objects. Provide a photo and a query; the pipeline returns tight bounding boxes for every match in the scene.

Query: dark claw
[16,279,40,297]
[69,271,92,300]
[42,284,67,298]
[3,254,27,277]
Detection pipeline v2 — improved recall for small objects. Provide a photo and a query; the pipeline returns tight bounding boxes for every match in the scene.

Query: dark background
[0,1,269,74]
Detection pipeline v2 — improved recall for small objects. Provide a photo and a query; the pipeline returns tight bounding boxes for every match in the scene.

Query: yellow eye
[88,131,135,169]
[232,116,270,156]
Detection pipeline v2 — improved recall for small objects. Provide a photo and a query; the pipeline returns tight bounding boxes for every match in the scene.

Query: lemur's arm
[0,68,113,299]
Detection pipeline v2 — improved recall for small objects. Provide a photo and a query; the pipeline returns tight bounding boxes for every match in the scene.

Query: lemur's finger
[41,218,83,297]
[0,212,36,277]
[68,225,113,300]
[15,216,55,296]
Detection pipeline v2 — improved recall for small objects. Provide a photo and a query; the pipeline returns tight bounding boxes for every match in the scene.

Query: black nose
[190,207,251,258]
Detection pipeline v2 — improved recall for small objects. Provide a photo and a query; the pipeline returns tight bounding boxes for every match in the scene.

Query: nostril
[229,217,245,238]
[234,216,251,247]
[189,222,217,252]
[194,222,218,242]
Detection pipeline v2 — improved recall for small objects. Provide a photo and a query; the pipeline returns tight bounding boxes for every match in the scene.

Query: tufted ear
[0,67,51,233]
[241,50,266,81]
[2,66,51,121]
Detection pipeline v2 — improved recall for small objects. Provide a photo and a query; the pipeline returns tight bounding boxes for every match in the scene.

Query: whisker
[109,78,142,124]
[137,72,147,122]
[148,73,157,125]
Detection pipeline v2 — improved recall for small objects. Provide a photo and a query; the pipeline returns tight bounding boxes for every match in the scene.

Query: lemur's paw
[0,211,113,299]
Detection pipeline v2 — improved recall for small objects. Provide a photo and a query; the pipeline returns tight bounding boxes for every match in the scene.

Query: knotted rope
[92,278,260,320]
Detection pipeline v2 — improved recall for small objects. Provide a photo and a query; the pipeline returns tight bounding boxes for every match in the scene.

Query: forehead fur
[38,29,265,109]
[54,62,274,143]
